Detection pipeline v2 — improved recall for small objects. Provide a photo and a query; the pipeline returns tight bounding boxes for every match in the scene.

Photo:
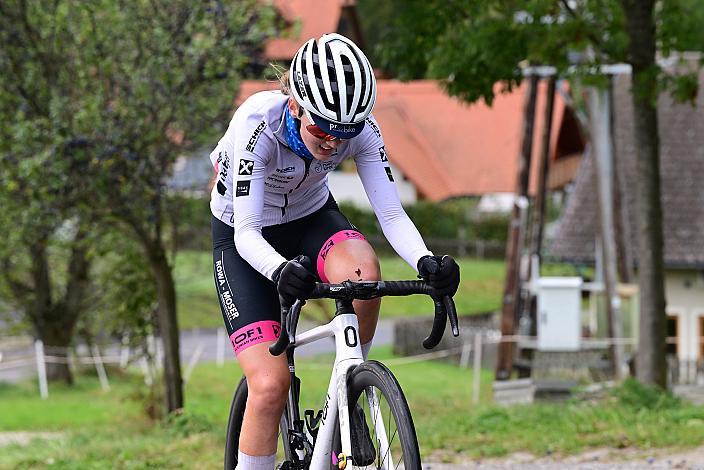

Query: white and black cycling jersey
[210,91,432,280]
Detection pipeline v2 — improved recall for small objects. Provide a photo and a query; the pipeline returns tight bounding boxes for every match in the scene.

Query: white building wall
[664,270,704,361]
[327,164,417,209]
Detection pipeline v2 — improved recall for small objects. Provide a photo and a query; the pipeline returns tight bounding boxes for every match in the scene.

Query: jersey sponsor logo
[239,159,254,175]
[216,151,230,194]
[379,146,388,162]
[314,160,336,173]
[385,167,394,182]
[276,166,295,174]
[366,118,381,138]
[245,121,266,152]
[236,180,251,197]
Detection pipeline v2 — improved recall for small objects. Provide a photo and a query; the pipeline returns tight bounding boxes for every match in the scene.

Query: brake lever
[444,295,460,337]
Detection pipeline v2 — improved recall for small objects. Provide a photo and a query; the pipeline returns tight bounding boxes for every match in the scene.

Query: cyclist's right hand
[272,255,316,305]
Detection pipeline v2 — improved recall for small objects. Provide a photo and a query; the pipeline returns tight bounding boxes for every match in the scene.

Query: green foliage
[165,409,214,438]
[614,378,681,410]
[338,198,508,241]
[80,230,157,345]
[359,0,703,106]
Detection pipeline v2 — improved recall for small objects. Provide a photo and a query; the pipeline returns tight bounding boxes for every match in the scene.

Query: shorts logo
[246,121,266,152]
[236,180,251,197]
[385,167,394,182]
[320,239,335,260]
[379,146,387,162]
[220,290,239,321]
[239,159,254,175]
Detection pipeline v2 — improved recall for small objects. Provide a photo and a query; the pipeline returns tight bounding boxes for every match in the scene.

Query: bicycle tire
[224,376,249,470]
[335,360,421,470]
[225,377,299,470]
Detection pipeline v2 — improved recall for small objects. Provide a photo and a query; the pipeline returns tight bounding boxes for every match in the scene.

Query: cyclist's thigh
[212,216,281,357]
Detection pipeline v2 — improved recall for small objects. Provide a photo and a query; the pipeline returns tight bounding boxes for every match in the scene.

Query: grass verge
[2,348,704,468]
[174,251,505,329]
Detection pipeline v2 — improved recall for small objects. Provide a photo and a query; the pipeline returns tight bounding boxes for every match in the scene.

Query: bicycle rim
[344,361,421,470]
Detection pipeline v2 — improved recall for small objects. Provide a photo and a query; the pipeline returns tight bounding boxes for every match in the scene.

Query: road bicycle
[224,279,459,470]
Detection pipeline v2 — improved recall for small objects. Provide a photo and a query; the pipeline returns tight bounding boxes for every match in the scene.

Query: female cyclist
[210,33,460,470]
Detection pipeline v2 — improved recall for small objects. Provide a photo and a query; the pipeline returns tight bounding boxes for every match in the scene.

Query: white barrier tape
[0,359,36,370]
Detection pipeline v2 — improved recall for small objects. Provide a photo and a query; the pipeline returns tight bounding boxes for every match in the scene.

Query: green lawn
[174,251,505,330]
[3,348,704,468]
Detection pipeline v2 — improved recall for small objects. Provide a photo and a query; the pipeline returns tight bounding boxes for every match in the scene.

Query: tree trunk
[621,0,668,388]
[146,240,184,413]
[28,228,91,384]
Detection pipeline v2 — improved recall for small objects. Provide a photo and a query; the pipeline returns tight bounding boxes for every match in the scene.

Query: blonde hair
[268,63,291,96]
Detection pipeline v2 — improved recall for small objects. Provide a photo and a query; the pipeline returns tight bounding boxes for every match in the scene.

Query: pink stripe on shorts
[316,230,366,282]
[229,320,281,355]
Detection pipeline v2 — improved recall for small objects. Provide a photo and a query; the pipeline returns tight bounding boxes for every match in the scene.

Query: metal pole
[497,73,539,380]
[587,82,624,379]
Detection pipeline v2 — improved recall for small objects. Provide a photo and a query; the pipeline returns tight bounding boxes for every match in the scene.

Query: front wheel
[338,360,421,470]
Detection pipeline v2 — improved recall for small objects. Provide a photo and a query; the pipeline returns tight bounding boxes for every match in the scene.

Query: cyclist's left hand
[417,255,460,297]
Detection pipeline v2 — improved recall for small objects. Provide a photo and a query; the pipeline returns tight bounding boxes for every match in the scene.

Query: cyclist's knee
[324,240,381,283]
[247,369,290,411]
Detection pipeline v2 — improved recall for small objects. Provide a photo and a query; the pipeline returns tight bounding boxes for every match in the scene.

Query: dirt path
[426,446,704,469]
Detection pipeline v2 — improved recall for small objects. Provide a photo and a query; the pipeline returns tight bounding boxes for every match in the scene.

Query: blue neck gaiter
[283,106,314,160]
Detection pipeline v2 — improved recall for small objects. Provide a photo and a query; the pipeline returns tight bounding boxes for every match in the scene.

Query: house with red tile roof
[170,0,585,205]
[236,78,584,203]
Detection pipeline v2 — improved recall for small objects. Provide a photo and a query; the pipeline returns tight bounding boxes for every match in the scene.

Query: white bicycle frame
[286,309,394,470]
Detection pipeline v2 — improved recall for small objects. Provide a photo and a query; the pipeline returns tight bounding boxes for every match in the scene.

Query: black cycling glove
[272,255,316,305]
[417,255,460,297]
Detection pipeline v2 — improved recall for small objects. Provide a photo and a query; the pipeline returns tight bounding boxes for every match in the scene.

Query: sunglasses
[303,109,343,142]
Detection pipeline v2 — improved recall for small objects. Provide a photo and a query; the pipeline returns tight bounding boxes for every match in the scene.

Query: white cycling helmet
[289,33,376,138]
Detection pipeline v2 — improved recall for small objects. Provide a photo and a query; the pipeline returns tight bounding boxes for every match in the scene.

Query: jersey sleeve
[354,116,433,272]
[228,110,287,280]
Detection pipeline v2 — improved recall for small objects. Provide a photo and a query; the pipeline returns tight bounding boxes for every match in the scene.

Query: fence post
[184,343,204,383]
[140,356,153,386]
[91,344,111,392]
[476,240,485,259]
[34,340,49,399]
[472,334,483,405]
[217,328,226,367]
[460,341,472,369]
[120,335,130,369]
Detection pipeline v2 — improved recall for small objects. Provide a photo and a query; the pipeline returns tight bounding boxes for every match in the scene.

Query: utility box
[537,277,583,351]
